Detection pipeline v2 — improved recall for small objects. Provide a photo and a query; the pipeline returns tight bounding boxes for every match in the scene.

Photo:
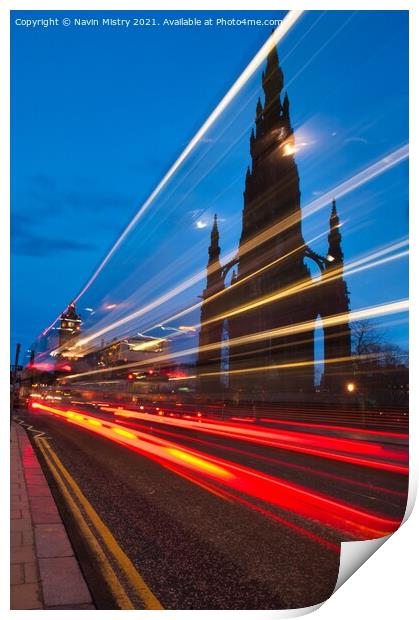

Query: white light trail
[62,299,408,382]
[68,200,408,353]
[41,11,304,338]
[303,145,409,221]
[73,11,303,302]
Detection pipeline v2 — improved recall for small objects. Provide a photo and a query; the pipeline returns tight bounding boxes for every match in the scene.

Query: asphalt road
[18,407,408,610]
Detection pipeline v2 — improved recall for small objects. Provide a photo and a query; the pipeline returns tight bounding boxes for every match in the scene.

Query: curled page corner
[269,603,323,618]
[281,603,323,618]
[229,603,323,619]
[402,476,417,524]
[334,475,417,594]
[334,535,391,593]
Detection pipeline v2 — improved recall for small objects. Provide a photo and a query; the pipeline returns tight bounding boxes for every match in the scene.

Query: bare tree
[350,319,408,408]
[352,320,408,366]
[351,319,383,357]
[379,342,409,368]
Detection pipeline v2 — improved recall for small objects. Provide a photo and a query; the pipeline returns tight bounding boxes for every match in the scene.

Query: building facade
[197,44,351,402]
[57,303,82,349]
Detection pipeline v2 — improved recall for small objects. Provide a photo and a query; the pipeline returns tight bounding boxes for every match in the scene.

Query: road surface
[16,403,408,610]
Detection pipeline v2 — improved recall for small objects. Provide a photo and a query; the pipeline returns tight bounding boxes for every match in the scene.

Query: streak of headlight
[117,417,406,495]
[66,146,408,351]
[37,402,407,478]
[197,300,408,360]
[113,405,407,441]
[74,233,321,353]
[30,402,403,538]
[199,354,366,377]
[117,231,329,347]
[199,244,409,329]
[112,427,137,439]
[166,448,233,479]
[88,418,102,427]
[62,299,408,381]
[304,145,408,216]
[285,11,357,90]
[71,233,402,359]
[108,407,407,474]
[164,428,407,497]
[93,238,406,353]
[168,146,408,329]
[41,12,303,338]
[79,236,406,359]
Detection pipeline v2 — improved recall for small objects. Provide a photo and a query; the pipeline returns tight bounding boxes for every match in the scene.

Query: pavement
[10,421,95,610]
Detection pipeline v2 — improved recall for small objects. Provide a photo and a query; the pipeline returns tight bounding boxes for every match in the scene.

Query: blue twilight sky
[11,10,409,363]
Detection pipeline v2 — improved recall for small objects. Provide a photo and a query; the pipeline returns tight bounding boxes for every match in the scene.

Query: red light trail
[101,406,408,475]
[31,402,405,542]
[110,418,407,500]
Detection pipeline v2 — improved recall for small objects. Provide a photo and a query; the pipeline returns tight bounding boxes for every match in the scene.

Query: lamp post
[346,382,355,393]
[11,343,21,420]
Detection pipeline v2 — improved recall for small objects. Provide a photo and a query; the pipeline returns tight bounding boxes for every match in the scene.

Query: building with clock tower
[57,302,82,349]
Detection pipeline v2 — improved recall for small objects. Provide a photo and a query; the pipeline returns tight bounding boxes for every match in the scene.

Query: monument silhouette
[197,43,351,402]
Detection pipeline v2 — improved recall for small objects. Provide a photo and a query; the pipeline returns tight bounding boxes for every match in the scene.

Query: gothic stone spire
[327,200,344,265]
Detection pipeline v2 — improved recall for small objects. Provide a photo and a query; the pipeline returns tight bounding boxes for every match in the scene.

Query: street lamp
[346,382,356,393]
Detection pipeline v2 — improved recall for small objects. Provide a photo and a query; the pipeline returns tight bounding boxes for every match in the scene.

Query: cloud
[11,174,137,258]
[18,174,134,218]
[11,213,96,257]
[195,219,208,229]
[189,208,226,231]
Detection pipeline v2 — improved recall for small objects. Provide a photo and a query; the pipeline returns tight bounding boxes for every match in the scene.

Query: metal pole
[11,343,21,419]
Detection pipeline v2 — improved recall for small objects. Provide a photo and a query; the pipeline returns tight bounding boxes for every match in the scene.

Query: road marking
[35,436,134,609]
[36,436,163,610]
[13,418,46,438]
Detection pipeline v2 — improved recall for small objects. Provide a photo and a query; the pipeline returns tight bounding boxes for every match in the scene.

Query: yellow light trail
[71,232,326,357]
[59,144,408,356]
[198,241,408,329]
[87,418,102,427]
[112,427,137,440]
[61,299,408,382]
[199,354,368,378]
[127,232,329,344]
[64,232,405,362]
[166,448,233,479]
[128,338,165,351]
[98,224,395,350]
[74,13,303,299]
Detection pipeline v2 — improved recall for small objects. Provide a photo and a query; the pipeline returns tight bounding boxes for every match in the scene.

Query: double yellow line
[35,436,163,610]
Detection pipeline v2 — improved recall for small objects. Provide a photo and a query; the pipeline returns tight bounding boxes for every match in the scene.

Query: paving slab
[10,422,94,610]
[29,496,62,524]
[35,523,74,558]
[11,564,24,586]
[28,485,54,497]
[39,557,92,607]
[10,583,43,610]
